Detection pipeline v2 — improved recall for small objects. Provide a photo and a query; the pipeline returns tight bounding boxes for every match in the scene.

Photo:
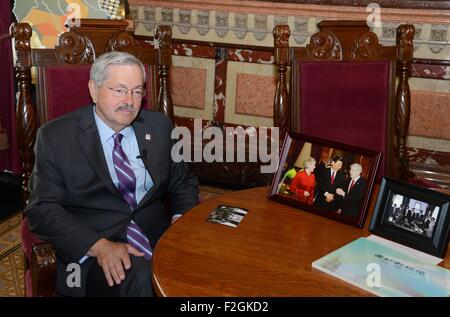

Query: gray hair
[90,51,146,86]
[350,163,363,174]
[303,157,316,169]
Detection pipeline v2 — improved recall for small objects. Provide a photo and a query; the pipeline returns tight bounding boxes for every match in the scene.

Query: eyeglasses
[102,84,146,98]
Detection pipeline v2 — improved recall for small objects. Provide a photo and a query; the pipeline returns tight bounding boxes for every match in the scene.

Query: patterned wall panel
[171,66,206,109]
[236,74,275,118]
[225,62,274,127]
[171,55,215,121]
[409,91,450,140]
[235,73,275,118]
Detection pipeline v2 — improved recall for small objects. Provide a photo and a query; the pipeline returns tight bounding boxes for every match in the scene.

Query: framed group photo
[268,132,382,228]
[369,177,450,258]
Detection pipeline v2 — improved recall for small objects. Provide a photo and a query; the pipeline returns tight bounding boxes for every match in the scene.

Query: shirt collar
[93,105,134,144]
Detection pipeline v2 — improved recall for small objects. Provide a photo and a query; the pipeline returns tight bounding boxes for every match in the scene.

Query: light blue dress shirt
[93,106,153,204]
[79,107,154,264]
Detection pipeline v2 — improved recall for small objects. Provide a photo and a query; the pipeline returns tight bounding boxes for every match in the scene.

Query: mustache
[115,104,136,113]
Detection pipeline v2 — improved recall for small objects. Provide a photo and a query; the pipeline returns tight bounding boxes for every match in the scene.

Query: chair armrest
[31,243,57,297]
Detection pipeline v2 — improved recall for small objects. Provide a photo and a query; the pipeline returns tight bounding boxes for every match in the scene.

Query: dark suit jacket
[313,167,345,212]
[24,105,199,296]
[337,177,367,220]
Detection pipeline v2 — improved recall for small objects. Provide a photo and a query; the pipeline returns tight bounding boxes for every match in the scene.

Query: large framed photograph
[369,177,450,258]
[268,132,382,228]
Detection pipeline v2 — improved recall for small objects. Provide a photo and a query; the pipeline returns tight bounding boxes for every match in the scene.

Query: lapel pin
[145,133,151,141]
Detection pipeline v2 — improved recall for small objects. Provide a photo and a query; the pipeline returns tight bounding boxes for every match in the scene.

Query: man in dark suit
[335,163,367,220]
[313,155,345,212]
[24,52,198,297]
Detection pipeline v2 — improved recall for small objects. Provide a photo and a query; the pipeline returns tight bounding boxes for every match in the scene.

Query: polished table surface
[152,186,450,296]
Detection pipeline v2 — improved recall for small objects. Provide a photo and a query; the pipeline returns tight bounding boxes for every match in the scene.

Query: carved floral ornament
[129,5,449,54]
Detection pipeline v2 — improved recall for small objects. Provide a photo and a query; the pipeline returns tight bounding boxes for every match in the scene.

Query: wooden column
[155,25,174,123]
[273,25,290,143]
[395,24,415,180]
[10,23,35,206]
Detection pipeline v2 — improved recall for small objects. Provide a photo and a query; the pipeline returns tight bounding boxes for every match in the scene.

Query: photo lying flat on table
[369,177,450,258]
[268,132,382,228]
[207,205,249,228]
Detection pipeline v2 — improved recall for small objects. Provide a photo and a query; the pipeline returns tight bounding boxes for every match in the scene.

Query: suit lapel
[77,106,123,201]
[349,178,361,193]
[132,118,161,207]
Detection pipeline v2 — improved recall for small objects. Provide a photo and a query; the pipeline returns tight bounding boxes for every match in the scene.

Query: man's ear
[88,80,98,103]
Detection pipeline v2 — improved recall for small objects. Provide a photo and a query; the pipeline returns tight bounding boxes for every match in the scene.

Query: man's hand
[336,188,345,197]
[325,193,334,202]
[303,191,310,197]
[87,238,144,287]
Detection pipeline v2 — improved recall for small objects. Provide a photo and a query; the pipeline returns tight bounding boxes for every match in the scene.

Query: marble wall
[129,0,450,184]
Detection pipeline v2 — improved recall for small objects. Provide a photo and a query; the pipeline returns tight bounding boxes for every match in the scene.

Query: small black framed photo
[369,177,450,258]
[268,132,382,228]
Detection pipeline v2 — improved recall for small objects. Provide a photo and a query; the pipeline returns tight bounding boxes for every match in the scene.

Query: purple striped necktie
[112,133,152,261]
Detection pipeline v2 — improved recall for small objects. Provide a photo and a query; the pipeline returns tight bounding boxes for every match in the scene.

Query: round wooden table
[152,186,450,296]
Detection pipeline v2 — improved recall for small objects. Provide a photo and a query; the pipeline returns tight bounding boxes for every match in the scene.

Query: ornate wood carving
[155,25,174,122]
[106,31,142,58]
[31,243,56,297]
[306,31,341,60]
[10,23,35,205]
[273,25,290,143]
[56,31,95,64]
[69,18,131,56]
[395,24,415,180]
[350,31,382,60]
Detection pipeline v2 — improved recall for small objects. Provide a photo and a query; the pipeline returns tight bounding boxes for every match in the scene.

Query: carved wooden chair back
[273,21,415,180]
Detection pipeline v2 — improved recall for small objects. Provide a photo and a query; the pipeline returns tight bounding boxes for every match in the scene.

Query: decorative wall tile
[381,23,397,42]
[413,23,423,40]
[161,8,173,26]
[409,91,450,140]
[171,66,206,109]
[235,73,275,118]
[215,12,228,38]
[196,10,210,36]
[142,6,156,32]
[178,9,191,34]
[225,61,275,127]
[293,17,309,44]
[274,15,288,27]
[254,14,268,41]
[171,56,216,121]
[429,24,447,53]
[234,13,248,39]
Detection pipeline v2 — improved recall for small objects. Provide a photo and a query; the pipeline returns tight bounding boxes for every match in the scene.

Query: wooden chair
[273,21,415,181]
[10,19,173,296]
